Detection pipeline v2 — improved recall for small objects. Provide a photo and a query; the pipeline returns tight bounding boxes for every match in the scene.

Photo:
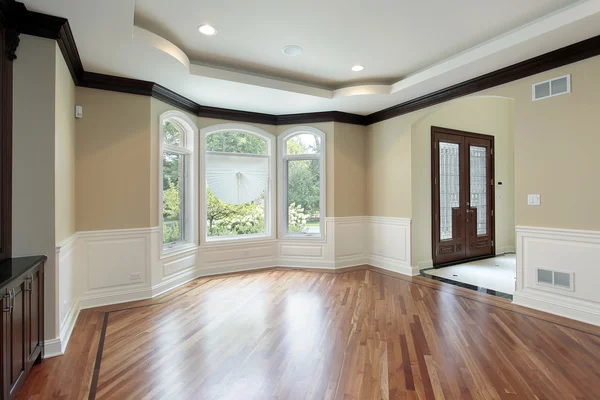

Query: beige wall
[366,112,422,217]
[85,97,343,232]
[54,45,76,243]
[367,54,600,266]
[12,35,59,339]
[479,56,600,231]
[75,88,151,231]
[333,122,366,217]
[410,97,515,265]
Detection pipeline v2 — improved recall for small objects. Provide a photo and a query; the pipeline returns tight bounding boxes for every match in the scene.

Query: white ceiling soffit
[133,0,600,100]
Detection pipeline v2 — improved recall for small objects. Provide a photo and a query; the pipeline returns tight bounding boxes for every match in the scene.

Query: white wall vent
[532,74,570,101]
[536,268,574,291]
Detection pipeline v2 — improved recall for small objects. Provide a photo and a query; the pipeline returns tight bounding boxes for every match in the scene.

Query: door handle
[3,293,10,313]
[24,274,33,292]
[8,289,14,314]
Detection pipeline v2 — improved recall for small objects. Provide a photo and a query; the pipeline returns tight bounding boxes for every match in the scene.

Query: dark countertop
[0,256,46,288]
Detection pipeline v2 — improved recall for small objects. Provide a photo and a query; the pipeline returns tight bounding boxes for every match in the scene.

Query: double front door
[431,127,495,266]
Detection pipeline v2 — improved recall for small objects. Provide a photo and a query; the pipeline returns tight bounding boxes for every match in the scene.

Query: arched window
[200,124,275,242]
[278,127,326,239]
[159,111,198,253]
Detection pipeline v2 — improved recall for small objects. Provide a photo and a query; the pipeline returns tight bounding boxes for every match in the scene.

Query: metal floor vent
[536,268,574,291]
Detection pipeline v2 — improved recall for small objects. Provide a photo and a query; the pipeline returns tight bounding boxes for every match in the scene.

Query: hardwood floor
[15,267,600,399]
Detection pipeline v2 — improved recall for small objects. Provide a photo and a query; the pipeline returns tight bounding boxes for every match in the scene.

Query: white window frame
[200,123,276,244]
[278,126,326,241]
[159,111,198,257]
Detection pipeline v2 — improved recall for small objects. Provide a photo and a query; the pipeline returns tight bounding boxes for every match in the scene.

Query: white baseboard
[44,338,63,358]
[496,246,516,255]
[335,255,368,269]
[415,259,433,271]
[59,298,80,353]
[369,254,418,276]
[151,261,276,297]
[78,286,152,310]
[513,290,600,326]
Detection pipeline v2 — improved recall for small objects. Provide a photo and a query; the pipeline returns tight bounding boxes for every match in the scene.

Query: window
[200,124,275,242]
[278,127,326,239]
[159,111,198,254]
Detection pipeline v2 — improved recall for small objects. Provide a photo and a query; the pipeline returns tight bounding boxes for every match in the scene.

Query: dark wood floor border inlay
[85,265,600,400]
[420,269,513,300]
[8,0,600,126]
[88,312,108,400]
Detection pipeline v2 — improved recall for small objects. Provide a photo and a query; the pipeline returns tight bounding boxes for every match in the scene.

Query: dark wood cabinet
[0,257,45,399]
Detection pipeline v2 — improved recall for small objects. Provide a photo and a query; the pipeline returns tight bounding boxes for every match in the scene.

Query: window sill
[202,234,276,246]
[161,242,198,260]
[279,234,325,242]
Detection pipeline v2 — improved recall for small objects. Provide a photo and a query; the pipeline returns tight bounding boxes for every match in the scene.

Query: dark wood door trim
[431,126,495,267]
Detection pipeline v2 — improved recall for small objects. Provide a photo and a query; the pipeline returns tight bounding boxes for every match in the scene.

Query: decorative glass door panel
[432,127,495,266]
[439,143,460,241]
[469,146,487,236]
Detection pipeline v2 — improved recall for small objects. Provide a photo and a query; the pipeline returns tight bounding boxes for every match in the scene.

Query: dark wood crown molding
[9,0,600,127]
[276,111,366,126]
[364,34,600,125]
[79,71,154,96]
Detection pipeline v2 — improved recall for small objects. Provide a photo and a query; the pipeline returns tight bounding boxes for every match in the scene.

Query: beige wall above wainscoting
[477,56,600,232]
[366,112,422,218]
[78,96,367,236]
[13,35,77,343]
[75,88,151,231]
[333,123,366,218]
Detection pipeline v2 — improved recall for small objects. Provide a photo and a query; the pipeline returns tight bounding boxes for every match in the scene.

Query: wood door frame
[431,126,496,267]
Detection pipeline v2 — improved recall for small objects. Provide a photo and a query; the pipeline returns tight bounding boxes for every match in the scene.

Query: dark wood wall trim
[0,0,19,261]
[80,71,154,97]
[277,111,365,126]
[8,1,600,127]
[365,35,600,125]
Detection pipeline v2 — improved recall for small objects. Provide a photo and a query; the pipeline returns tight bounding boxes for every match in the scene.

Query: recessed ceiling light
[352,65,364,72]
[198,25,217,36]
[282,45,303,57]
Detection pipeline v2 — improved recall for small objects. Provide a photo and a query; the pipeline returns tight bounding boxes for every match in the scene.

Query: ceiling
[22,0,600,115]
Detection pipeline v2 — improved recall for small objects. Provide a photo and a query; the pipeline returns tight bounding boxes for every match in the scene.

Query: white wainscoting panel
[163,253,197,277]
[334,217,367,267]
[76,228,156,309]
[513,226,600,325]
[366,217,414,275]
[278,219,335,268]
[55,233,79,356]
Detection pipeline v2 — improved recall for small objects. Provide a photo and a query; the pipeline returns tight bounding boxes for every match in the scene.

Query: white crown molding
[134,1,600,100]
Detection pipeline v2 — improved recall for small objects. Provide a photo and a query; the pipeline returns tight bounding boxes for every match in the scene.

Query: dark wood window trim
[430,126,496,267]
